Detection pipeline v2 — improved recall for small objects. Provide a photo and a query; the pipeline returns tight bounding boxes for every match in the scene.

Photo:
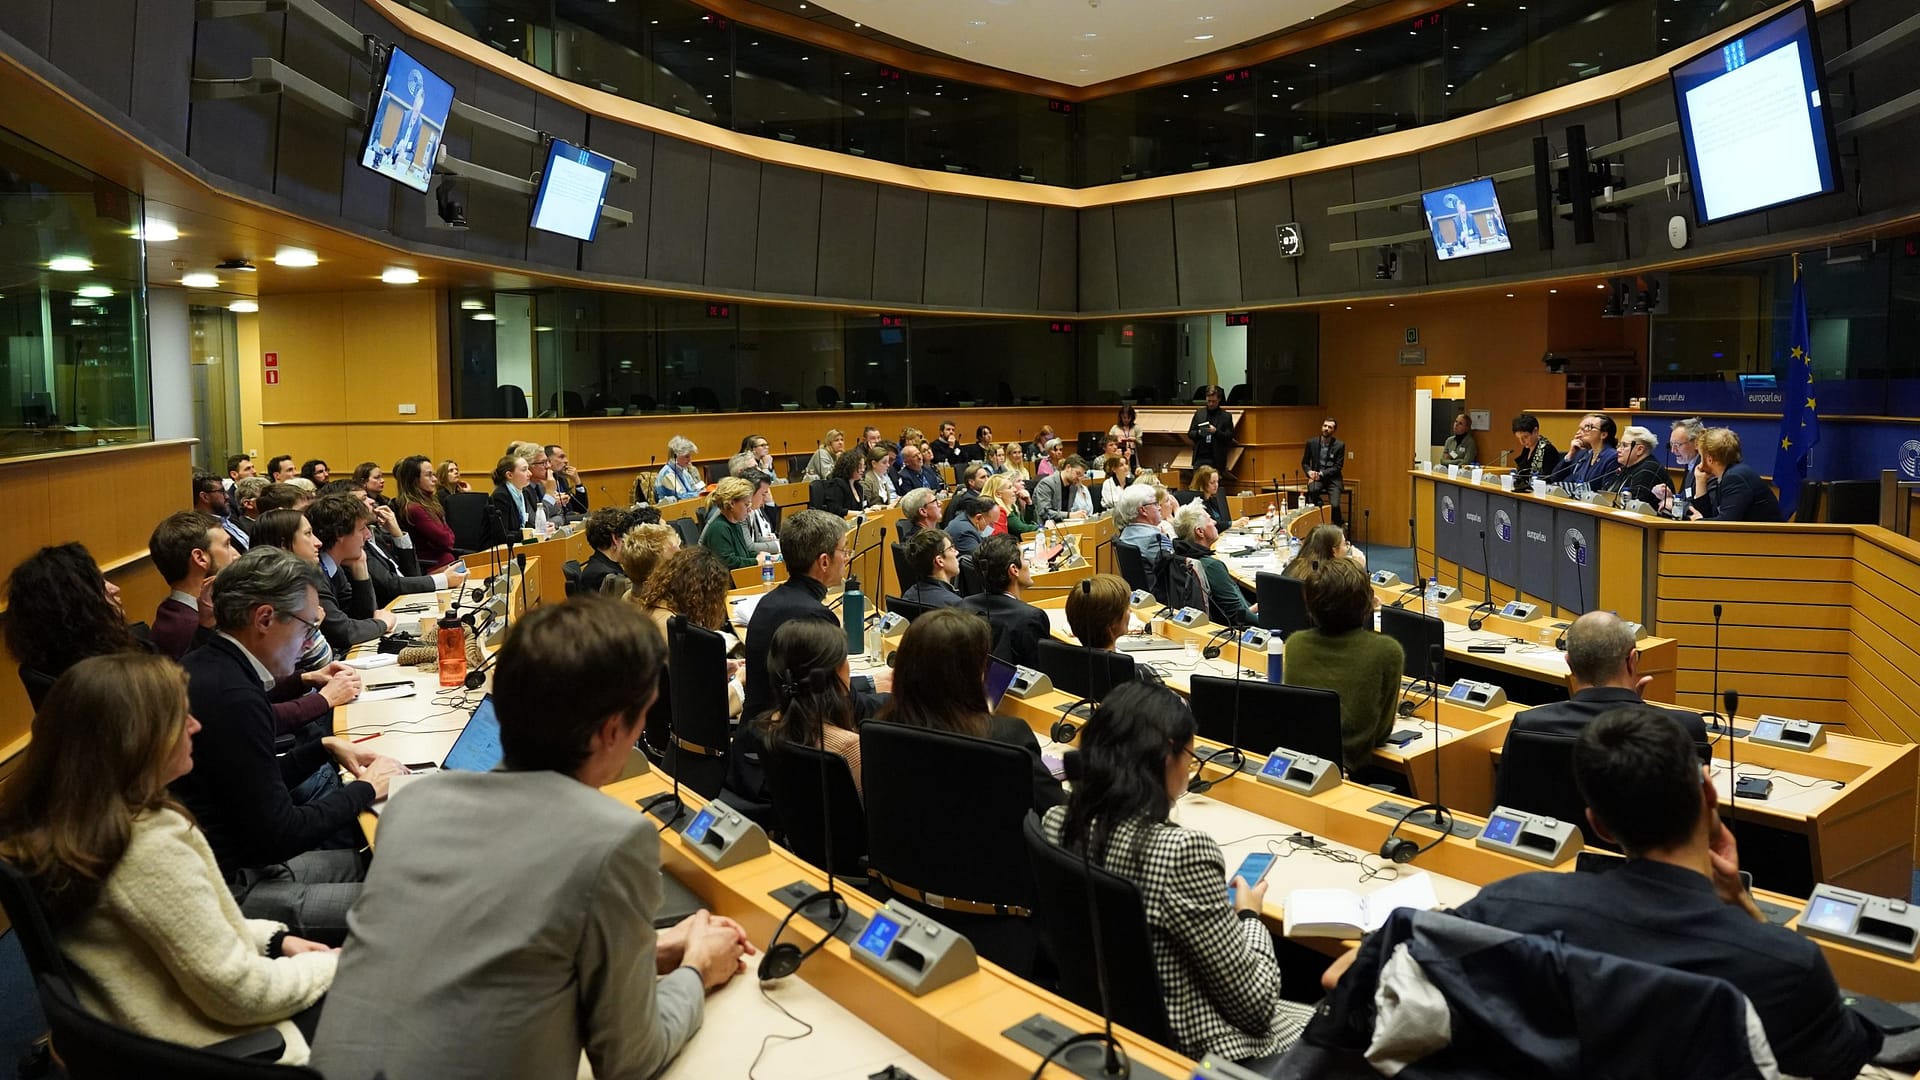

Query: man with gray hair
[1654,417,1707,516]
[1609,425,1670,506]
[896,485,942,542]
[1114,483,1172,587]
[175,546,406,941]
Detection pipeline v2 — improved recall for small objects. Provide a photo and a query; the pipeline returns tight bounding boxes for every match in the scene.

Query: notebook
[1283,873,1439,939]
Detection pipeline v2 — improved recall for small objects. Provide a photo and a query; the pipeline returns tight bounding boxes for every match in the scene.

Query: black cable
[747,981,815,1080]
[1730,766,1845,791]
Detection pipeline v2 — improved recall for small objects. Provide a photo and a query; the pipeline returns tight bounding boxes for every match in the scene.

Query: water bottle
[532,504,551,537]
[761,558,775,587]
[1266,634,1284,684]
[842,574,865,656]
[1265,502,1278,535]
[436,611,468,688]
[1423,578,1440,618]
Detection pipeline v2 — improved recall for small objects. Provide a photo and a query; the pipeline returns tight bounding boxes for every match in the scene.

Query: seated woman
[1040,680,1312,1073]
[0,653,336,1063]
[1003,441,1033,480]
[482,453,531,547]
[877,607,1063,810]
[808,448,869,517]
[1064,573,1132,650]
[434,459,472,494]
[4,542,142,708]
[1281,523,1361,580]
[1099,454,1132,511]
[802,428,844,482]
[350,462,388,507]
[1283,559,1404,775]
[636,546,743,717]
[1188,466,1250,533]
[758,619,862,795]
[1690,428,1784,523]
[984,442,1009,477]
[1169,504,1258,627]
[737,469,782,555]
[616,522,681,600]
[653,436,705,504]
[979,474,1036,538]
[389,454,458,572]
[699,476,767,570]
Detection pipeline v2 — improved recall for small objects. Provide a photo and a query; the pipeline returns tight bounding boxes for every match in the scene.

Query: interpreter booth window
[909,318,1076,407]
[0,126,151,460]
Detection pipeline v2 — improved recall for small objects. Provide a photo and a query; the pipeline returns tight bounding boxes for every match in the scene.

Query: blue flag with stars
[1774,261,1818,520]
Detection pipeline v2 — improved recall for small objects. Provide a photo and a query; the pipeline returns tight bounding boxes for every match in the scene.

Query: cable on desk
[1730,766,1845,791]
[748,981,815,1080]
[1268,832,1402,885]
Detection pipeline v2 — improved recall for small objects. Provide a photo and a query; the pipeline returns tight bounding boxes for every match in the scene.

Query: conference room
[6,0,1920,1075]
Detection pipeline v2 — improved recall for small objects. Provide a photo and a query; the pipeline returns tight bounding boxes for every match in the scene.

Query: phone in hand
[1228,850,1278,902]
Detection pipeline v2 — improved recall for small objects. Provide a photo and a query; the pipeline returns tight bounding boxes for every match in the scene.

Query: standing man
[1653,417,1706,518]
[1190,385,1236,477]
[1440,412,1478,467]
[545,443,589,516]
[1301,417,1346,525]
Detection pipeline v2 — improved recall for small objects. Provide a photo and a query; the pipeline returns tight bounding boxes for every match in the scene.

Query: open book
[1282,873,1439,939]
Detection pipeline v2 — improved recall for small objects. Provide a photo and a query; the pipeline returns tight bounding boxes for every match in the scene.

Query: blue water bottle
[842,574,865,655]
[1266,635,1285,684]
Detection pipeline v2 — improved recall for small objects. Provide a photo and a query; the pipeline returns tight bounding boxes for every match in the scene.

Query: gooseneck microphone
[1390,516,1423,609]
[1555,536,1587,651]
[1703,602,1734,740]
[1724,687,1741,835]
[1040,751,1131,1080]
[1467,528,1496,631]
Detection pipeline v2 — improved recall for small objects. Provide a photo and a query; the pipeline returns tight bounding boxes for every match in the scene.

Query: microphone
[1192,626,1254,790]
[757,680,851,983]
[1555,536,1587,650]
[1466,528,1496,631]
[1038,751,1131,1080]
[1362,508,1370,559]
[1702,603,1743,740]
[1724,687,1741,835]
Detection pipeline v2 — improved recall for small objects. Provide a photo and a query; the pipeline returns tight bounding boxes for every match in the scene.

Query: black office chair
[1033,639,1137,701]
[1380,605,1450,685]
[761,739,867,880]
[562,559,583,597]
[956,554,986,598]
[1824,480,1880,525]
[861,721,1046,977]
[1188,676,1345,766]
[1113,542,1151,594]
[495,385,529,419]
[664,617,733,799]
[1794,479,1824,523]
[441,492,490,555]
[1254,571,1311,637]
[669,517,701,549]
[1021,814,1173,1045]
[884,596,936,623]
[890,543,914,592]
[1493,728,1610,847]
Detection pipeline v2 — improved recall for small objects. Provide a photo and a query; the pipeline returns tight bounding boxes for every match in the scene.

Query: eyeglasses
[1578,421,1602,431]
[281,609,323,646]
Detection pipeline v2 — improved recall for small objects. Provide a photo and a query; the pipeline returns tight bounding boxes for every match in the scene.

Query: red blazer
[402,501,459,571]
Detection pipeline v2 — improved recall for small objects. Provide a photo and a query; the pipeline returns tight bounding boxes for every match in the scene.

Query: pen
[352,732,382,744]
[365,681,411,691]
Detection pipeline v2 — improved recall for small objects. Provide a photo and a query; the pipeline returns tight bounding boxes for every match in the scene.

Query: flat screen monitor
[1670,0,1839,224]
[1421,177,1510,261]
[531,138,617,242]
[359,45,454,193]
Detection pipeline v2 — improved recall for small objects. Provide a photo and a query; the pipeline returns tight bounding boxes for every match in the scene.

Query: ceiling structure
[790,0,1362,87]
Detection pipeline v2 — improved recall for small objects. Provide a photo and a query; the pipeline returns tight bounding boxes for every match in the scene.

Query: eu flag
[1774,261,1818,520]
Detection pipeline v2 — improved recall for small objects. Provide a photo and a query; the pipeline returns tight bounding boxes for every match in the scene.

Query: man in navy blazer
[1691,429,1784,523]
[309,493,397,651]
[961,535,1050,670]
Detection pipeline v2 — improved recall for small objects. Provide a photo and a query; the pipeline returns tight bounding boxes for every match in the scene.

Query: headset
[1378,802,1453,864]
[757,888,850,981]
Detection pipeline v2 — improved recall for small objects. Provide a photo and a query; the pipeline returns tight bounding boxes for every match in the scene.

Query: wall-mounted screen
[531,138,617,242]
[1670,0,1839,225]
[1421,178,1510,261]
[359,45,454,193]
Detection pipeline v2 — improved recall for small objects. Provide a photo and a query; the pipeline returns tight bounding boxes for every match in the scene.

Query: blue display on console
[857,912,902,957]
[1259,754,1293,779]
[683,807,717,843]
[1483,814,1523,845]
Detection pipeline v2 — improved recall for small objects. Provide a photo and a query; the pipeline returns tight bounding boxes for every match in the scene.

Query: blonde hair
[1191,465,1218,494]
[1698,427,1743,466]
[617,523,680,597]
[712,476,754,509]
[981,473,1013,507]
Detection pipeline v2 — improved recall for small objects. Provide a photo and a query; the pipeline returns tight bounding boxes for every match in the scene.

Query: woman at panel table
[0,654,335,1064]
[1283,559,1404,776]
[758,619,863,796]
[4,542,144,709]
[653,436,706,504]
[1039,680,1312,1074]
[637,546,744,717]
[802,428,845,483]
[1689,428,1784,523]
[1606,425,1671,508]
[389,454,458,572]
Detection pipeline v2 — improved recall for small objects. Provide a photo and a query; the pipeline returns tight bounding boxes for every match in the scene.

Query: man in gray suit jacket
[312,596,751,1080]
[1032,455,1091,524]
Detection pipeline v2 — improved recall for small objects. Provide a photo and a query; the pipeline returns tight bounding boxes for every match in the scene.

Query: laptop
[986,655,1019,711]
[372,696,504,812]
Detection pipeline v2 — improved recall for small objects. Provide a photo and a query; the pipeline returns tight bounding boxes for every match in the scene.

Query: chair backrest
[1254,571,1311,636]
[1794,478,1824,524]
[884,596,936,624]
[669,517,701,548]
[1825,479,1880,525]
[1112,542,1150,593]
[862,720,1038,910]
[761,739,867,877]
[1494,728,1604,845]
[1379,605,1450,683]
[1288,504,1331,539]
[889,543,913,592]
[666,617,733,799]
[441,492,491,554]
[495,385,528,419]
[956,554,985,597]
[598,572,630,596]
[1021,814,1172,1045]
[1034,639,1137,700]
[1188,675,1345,767]
[562,559,583,597]
[0,857,69,981]
[1165,557,1209,614]
[37,974,318,1079]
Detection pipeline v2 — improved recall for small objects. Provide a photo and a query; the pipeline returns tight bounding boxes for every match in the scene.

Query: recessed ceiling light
[381,268,420,285]
[1549,288,1558,294]
[1506,293,1515,298]
[1197,13,1216,19]
[274,247,318,267]
[534,325,554,332]
[1597,283,1607,289]
[49,256,92,272]
[181,272,220,288]
[230,300,259,313]
[1194,34,1215,40]
[138,222,179,243]
[472,312,496,322]
[460,298,486,310]
[78,285,113,299]
[70,298,96,308]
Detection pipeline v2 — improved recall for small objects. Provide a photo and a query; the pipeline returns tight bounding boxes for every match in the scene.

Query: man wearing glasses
[176,546,406,943]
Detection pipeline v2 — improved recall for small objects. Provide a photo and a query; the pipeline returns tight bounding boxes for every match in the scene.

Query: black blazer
[318,563,384,651]
[483,485,528,547]
[961,592,1051,670]
[578,550,623,596]
[1704,463,1784,523]
[1301,437,1346,483]
[1610,456,1671,506]
[365,533,435,607]
[808,478,865,517]
[1504,687,1708,756]
[1189,407,1235,471]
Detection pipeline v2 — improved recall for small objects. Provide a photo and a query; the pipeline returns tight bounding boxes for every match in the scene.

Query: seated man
[193,471,251,553]
[1330,706,1884,1080]
[545,443,589,516]
[310,596,751,1079]
[224,452,256,498]
[1032,454,1091,524]
[895,487,941,543]
[961,534,1049,669]
[578,507,632,596]
[232,476,269,536]
[328,483,465,606]
[308,493,397,652]
[900,528,965,610]
[895,441,939,494]
[945,494,993,557]
[1498,611,1707,755]
[1113,484,1171,588]
[148,511,237,659]
[174,547,404,942]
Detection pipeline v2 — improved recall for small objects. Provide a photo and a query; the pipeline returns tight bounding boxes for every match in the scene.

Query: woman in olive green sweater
[1282,559,1404,774]
[698,476,762,570]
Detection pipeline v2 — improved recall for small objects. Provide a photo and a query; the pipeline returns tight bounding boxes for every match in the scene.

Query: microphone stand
[642,617,690,830]
[1039,752,1131,1080]
[1724,687,1741,837]
[1555,537,1587,651]
[1466,529,1497,631]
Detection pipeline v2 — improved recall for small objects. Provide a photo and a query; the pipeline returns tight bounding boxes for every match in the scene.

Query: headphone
[757,889,850,981]
[1379,803,1453,864]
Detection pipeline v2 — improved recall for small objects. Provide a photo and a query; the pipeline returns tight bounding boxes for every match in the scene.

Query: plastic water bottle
[1265,502,1278,534]
[1266,635,1284,684]
[761,558,775,587]
[436,611,468,688]
[1423,578,1440,618]
[842,575,865,656]
[532,504,551,537]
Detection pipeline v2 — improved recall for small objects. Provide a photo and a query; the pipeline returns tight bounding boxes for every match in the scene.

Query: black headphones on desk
[758,889,849,981]
[1379,803,1453,864]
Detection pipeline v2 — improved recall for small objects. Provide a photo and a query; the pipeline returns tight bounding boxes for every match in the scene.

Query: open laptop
[372,695,504,812]
[986,654,1019,711]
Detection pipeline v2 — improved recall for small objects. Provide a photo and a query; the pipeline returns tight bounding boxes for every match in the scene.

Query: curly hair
[3,543,138,678]
[636,546,731,631]
[616,523,680,598]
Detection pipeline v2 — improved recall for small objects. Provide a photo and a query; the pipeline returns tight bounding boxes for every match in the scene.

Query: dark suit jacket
[319,563,385,652]
[483,485,528,547]
[579,550,623,597]
[1301,437,1346,483]
[945,516,986,556]
[986,714,1066,812]
[808,478,864,517]
[961,592,1050,670]
[174,635,373,874]
[901,579,964,609]
[554,476,589,515]
[151,598,333,735]
[1504,687,1708,756]
[1610,456,1670,506]
[366,533,435,607]
[1704,463,1783,522]
[1189,407,1235,472]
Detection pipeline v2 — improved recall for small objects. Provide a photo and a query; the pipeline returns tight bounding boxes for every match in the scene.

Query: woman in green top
[1282,559,1404,774]
[698,476,762,570]
[982,473,1037,537]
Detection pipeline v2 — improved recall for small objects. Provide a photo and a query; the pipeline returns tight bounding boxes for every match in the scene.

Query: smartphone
[1227,851,1278,901]
[1386,729,1421,748]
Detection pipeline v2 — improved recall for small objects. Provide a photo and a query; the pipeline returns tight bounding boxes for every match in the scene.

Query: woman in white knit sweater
[0,653,336,1064]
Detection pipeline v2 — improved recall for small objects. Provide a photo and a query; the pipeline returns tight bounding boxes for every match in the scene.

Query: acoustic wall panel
[1457,487,1490,579]
[755,164,822,296]
[815,175,877,301]
[186,15,280,191]
[1554,509,1601,615]
[0,1,51,56]
[1078,206,1119,311]
[1290,170,1359,296]
[48,0,134,115]
[579,122,653,278]
[129,0,192,150]
[703,152,761,290]
[1113,199,1178,311]
[1037,206,1077,312]
[982,201,1044,311]
[1234,181,1298,303]
[924,195,988,309]
[1172,190,1242,308]
[871,185,928,305]
[647,137,711,286]
[1473,123,1551,280]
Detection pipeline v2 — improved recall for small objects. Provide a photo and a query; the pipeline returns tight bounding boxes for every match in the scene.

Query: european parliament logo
[1563,528,1589,566]
[1900,440,1920,480]
[1440,495,1457,525]
[1494,509,1514,544]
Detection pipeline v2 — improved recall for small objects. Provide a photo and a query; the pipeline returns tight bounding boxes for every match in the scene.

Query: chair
[664,617,733,799]
[890,543,913,592]
[562,559,583,597]
[761,740,867,879]
[494,385,528,418]
[1494,728,1609,846]
[1824,480,1880,525]
[633,471,659,506]
[1034,639,1137,700]
[1254,571,1311,637]
[442,492,490,555]
[1021,814,1173,1045]
[815,385,840,408]
[1113,542,1151,594]
[1226,383,1250,405]
[956,554,985,597]
[1380,605,1450,684]
[1188,676,1344,767]
[1793,479,1824,523]
[862,721,1045,976]
[669,517,701,548]
[884,596,936,623]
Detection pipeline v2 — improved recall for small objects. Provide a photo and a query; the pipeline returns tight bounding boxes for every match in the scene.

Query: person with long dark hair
[389,454,457,572]
[4,542,141,707]
[757,620,862,795]
[1281,523,1353,580]
[1042,681,1310,1073]
[0,653,336,1062]
[878,608,1062,809]
[807,447,869,517]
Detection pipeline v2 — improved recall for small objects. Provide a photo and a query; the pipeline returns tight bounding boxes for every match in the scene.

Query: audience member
[579,508,633,596]
[307,493,396,650]
[879,608,1063,810]
[962,424,997,464]
[311,596,749,1079]
[1281,523,1354,580]
[353,486,464,606]
[961,535,1048,668]
[350,462,387,506]
[738,433,775,477]
[233,476,269,535]
[1691,428,1784,523]
[299,460,329,486]
[544,443,589,515]
[484,453,532,547]
[900,529,965,609]
[895,442,938,494]
[146,511,236,659]
[1499,611,1708,766]
[808,448,869,517]
[980,474,1033,538]
[1170,503,1257,626]
[1042,681,1311,1071]
[256,481,310,515]
[617,522,682,600]
[929,421,963,468]
[267,455,297,482]
[0,653,337,1064]
[637,548,745,718]
[985,442,1009,475]
[802,428,845,481]
[1004,441,1033,480]
[860,443,899,506]
[699,476,766,570]
[1036,437,1068,480]
[1099,453,1131,509]
[4,542,141,708]
[389,455,458,572]
[941,463,993,525]
[860,425,882,450]
[244,509,346,679]
[758,619,864,795]
[284,477,317,499]
[1064,573,1132,650]
[225,453,256,497]
[738,468,782,555]
[896,487,942,543]
[1191,386,1236,475]
[193,471,251,552]
[435,459,472,495]
[1283,560,1402,774]
[654,436,705,504]
[1032,454,1091,524]
[1189,465,1249,532]
[945,494,993,557]
[1115,484,1171,585]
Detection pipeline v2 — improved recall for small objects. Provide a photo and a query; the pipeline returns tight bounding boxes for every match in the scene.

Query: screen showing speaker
[1421,177,1511,261]
[359,45,454,193]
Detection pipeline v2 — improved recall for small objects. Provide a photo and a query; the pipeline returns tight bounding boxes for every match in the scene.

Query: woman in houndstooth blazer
[1042,681,1312,1073]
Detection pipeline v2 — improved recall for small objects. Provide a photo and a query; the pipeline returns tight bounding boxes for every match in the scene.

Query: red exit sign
[879,314,908,329]
[705,302,732,319]
[1048,320,1075,334]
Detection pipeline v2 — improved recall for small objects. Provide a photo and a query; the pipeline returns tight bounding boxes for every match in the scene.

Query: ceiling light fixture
[460,298,486,310]
[181,272,220,288]
[230,300,259,313]
[472,312,497,322]
[49,256,92,272]
[138,222,179,243]
[381,268,420,285]
[274,247,319,267]
[77,285,113,299]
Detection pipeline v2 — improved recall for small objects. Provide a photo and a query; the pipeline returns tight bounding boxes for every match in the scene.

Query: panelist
[1440,412,1477,467]
[1300,417,1344,524]
[1689,429,1784,523]
[1549,413,1618,486]
[483,453,531,547]
[1190,385,1236,475]
[1607,426,1671,506]
[1653,417,1706,516]
[961,535,1050,669]
[900,529,965,610]
[1511,413,1564,481]
[310,596,751,1079]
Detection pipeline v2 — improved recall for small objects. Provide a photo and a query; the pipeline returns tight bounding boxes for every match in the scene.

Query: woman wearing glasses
[1551,413,1619,487]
